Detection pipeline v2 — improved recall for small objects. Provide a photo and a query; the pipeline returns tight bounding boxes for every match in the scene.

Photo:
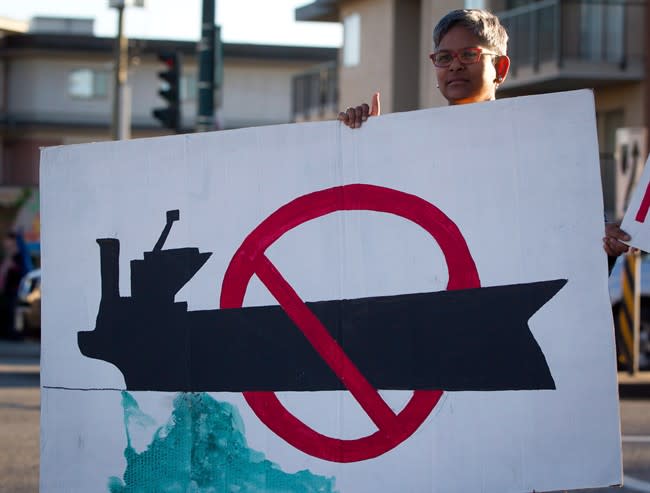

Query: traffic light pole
[111,4,131,140]
[196,0,216,132]
[152,53,181,131]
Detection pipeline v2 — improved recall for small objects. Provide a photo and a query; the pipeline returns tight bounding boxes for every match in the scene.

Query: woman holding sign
[338,8,630,262]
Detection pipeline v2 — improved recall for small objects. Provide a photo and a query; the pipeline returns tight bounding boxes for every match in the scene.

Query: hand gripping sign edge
[220,183,481,463]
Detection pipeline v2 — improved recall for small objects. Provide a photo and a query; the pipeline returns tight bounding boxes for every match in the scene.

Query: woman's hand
[604,222,631,257]
[338,92,381,129]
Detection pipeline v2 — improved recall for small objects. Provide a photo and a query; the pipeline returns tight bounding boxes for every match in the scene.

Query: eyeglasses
[429,47,499,68]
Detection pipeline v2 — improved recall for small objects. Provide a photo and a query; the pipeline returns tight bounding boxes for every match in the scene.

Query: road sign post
[618,250,641,374]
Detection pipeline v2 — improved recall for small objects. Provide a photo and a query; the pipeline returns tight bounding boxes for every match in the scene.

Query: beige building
[295,0,649,216]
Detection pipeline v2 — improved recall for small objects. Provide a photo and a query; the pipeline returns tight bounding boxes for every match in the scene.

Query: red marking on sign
[220,184,480,463]
[635,181,650,223]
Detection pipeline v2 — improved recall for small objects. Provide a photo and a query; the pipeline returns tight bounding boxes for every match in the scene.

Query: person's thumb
[371,92,381,116]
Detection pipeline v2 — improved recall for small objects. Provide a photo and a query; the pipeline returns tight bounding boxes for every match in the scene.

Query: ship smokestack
[97,238,120,300]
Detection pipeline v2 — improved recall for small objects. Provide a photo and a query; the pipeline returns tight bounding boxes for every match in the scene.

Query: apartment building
[294,0,649,216]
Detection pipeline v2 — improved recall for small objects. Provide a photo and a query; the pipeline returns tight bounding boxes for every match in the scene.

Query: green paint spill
[109,392,337,493]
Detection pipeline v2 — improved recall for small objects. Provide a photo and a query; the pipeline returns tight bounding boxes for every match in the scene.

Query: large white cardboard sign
[620,153,650,251]
[40,89,622,493]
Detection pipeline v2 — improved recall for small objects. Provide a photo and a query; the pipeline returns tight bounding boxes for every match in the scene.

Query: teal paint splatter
[109,392,337,493]
[119,391,156,450]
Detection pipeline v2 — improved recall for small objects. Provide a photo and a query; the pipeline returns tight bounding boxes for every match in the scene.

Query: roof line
[295,0,339,22]
[0,33,338,61]
[0,17,28,34]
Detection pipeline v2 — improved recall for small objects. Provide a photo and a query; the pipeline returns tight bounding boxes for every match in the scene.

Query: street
[590,395,650,493]
[1,339,650,493]
[0,340,40,493]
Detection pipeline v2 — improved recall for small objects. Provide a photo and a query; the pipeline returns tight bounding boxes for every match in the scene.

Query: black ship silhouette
[78,210,565,393]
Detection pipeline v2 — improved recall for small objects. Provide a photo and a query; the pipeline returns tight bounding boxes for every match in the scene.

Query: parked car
[13,268,41,338]
[609,256,650,370]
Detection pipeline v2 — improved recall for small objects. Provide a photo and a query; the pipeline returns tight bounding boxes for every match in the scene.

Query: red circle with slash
[220,184,480,463]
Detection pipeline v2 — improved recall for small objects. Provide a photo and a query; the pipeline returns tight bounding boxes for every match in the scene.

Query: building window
[580,2,624,62]
[343,13,361,67]
[68,69,109,99]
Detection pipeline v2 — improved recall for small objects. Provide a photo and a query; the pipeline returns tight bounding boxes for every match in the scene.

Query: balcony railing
[292,62,338,122]
[498,0,645,91]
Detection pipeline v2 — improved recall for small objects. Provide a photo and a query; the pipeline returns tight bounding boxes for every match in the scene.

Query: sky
[0,0,342,47]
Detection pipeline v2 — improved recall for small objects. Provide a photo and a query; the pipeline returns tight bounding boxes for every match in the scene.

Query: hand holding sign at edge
[338,92,381,129]
[604,222,631,258]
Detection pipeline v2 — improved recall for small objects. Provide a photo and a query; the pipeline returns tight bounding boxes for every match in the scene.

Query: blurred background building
[293,0,649,219]
[0,14,336,258]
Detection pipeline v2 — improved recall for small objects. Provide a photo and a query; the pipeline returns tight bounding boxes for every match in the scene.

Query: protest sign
[620,153,650,252]
[40,89,621,493]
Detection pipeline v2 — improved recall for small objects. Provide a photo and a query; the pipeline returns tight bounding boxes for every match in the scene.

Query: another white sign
[40,89,621,493]
[620,153,650,252]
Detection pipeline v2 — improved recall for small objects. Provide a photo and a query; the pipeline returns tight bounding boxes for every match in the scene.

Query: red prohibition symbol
[635,181,650,223]
[220,184,480,463]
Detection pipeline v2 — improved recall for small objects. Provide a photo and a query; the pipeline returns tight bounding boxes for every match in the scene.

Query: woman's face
[434,25,508,105]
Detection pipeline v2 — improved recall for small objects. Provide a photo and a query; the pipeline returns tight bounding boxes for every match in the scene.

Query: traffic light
[153,52,181,132]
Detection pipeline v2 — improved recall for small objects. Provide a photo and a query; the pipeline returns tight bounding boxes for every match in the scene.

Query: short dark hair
[433,9,509,55]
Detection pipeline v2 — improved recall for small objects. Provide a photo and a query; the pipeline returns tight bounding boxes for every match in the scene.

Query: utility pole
[109,0,144,140]
[196,0,217,132]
